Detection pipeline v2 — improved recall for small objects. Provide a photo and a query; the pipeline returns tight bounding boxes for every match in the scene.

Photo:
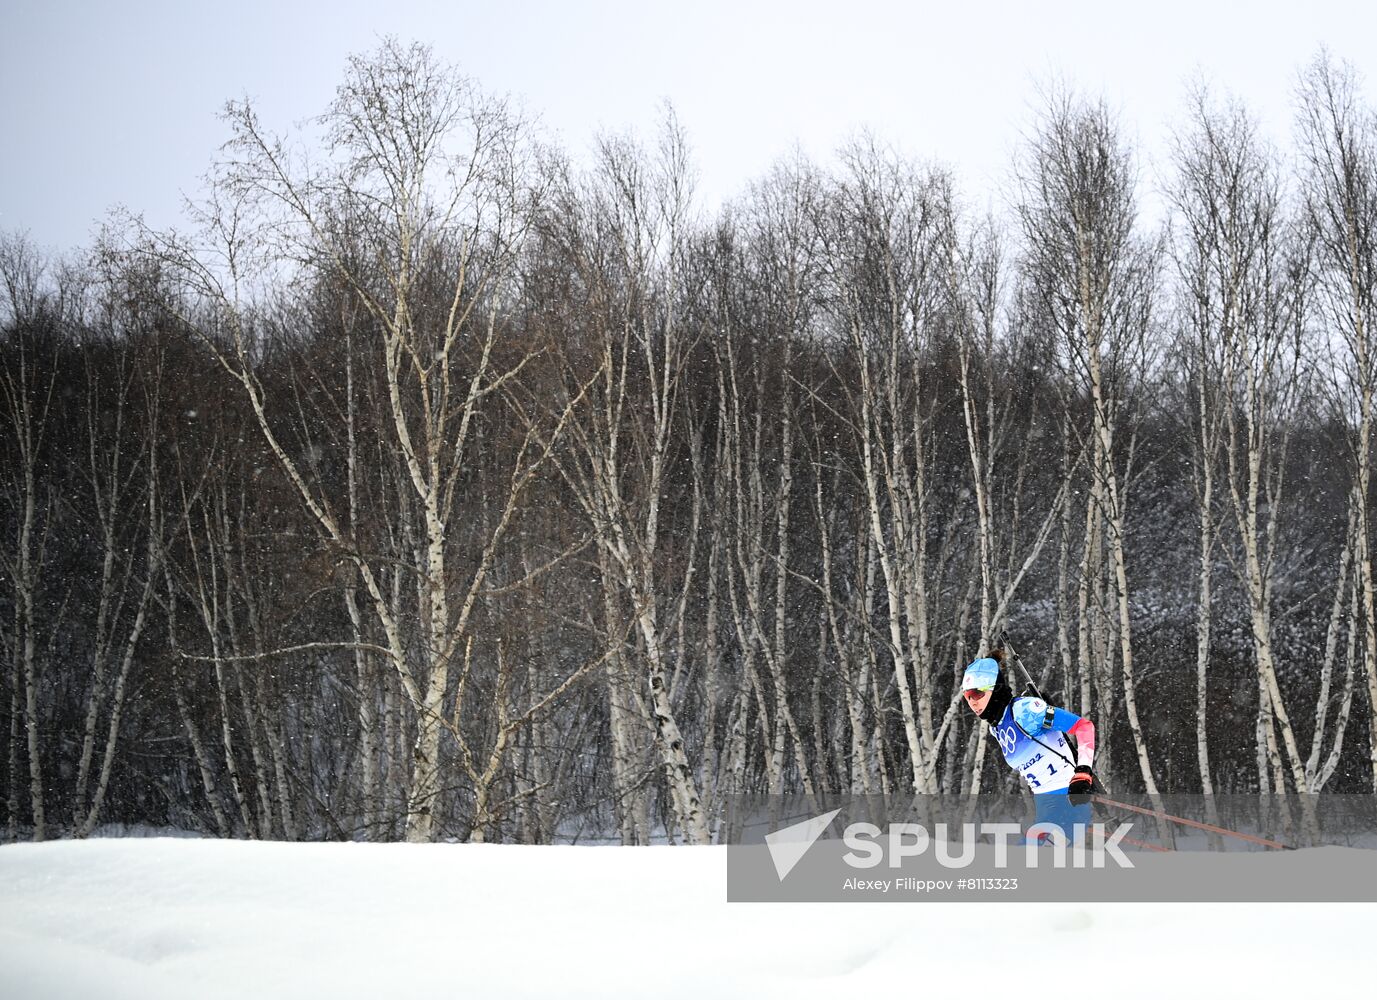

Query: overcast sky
[3,0,1375,253]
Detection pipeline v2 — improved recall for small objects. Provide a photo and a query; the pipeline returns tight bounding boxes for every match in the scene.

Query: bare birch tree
[125,40,576,841]
[1018,92,1162,794]
[550,114,712,843]
[0,236,66,840]
[1298,54,1377,792]
[72,332,168,837]
[823,142,951,792]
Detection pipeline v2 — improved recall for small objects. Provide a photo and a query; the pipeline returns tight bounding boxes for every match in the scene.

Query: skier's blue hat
[961,657,1000,692]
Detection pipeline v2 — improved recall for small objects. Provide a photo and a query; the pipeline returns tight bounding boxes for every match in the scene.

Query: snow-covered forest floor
[2,839,1373,998]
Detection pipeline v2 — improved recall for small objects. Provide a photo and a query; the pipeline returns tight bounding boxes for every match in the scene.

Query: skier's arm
[1049,707,1096,769]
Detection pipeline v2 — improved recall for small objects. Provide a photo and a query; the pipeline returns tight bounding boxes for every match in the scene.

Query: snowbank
[1,839,1372,998]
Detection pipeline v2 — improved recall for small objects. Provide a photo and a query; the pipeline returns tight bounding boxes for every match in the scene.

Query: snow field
[1,839,1374,998]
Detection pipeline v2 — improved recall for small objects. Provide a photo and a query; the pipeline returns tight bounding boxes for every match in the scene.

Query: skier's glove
[1067,765,1095,804]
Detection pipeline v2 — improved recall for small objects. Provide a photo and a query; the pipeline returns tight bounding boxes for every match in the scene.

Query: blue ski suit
[989,696,1096,839]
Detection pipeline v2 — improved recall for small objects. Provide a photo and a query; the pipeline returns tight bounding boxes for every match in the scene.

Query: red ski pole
[1092,795,1291,850]
[1117,834,1171,853]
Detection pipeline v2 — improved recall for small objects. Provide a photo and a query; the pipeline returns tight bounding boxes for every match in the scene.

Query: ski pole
[1091,795,1291,850]
[1116,834,1171,853]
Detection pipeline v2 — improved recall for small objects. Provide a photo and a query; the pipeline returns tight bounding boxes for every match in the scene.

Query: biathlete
[961,647,1099,841]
